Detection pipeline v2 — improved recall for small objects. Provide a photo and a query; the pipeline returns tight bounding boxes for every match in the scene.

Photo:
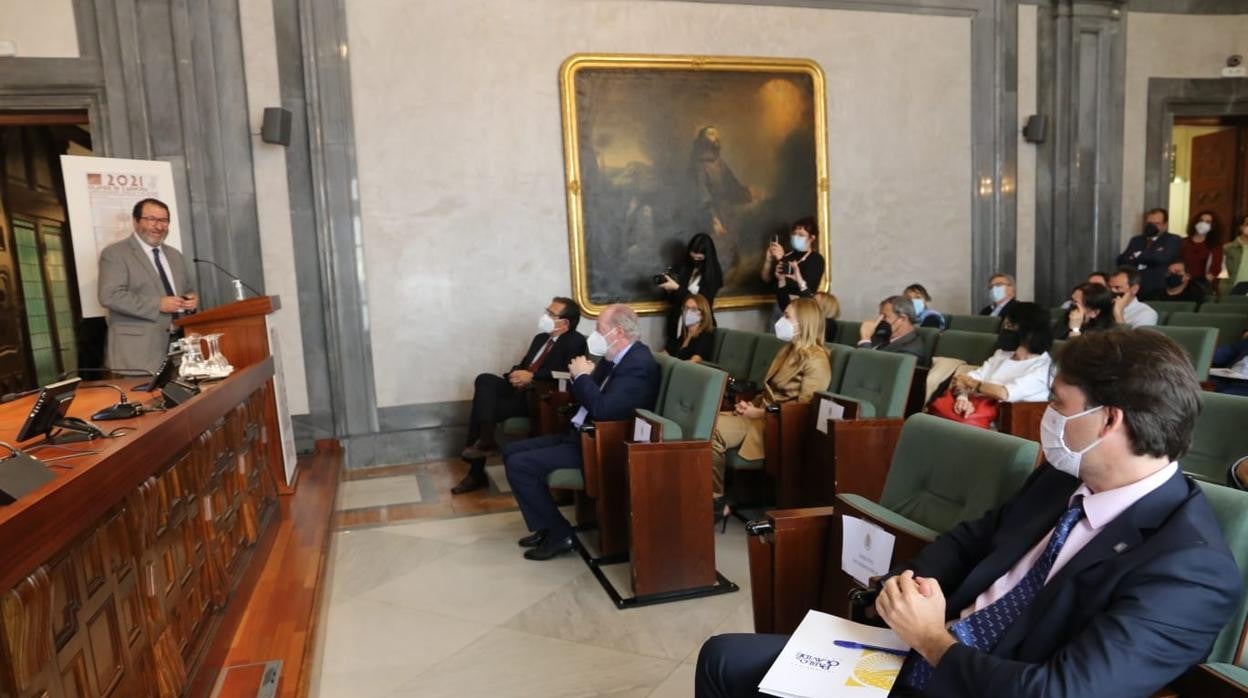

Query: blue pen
[833,640,909,657]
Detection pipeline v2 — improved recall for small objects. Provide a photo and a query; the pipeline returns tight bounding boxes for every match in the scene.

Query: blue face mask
[990,285,1007,303]
[790,235,808,253]
[911,298,926,315]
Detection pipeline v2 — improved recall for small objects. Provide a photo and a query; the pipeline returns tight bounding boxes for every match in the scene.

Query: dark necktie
[152,248,176,297]
[899,496,1086,690]
[527,338,557,373]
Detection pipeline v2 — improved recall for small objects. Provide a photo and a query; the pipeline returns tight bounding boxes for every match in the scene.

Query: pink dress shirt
[959,462,1179,619]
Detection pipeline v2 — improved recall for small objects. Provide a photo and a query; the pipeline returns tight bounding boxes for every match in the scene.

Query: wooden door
[1189,128,1238,233]
[0,132,30,394]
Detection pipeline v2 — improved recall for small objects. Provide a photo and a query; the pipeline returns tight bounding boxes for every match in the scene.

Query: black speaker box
[0,451,55,505]
[260,107,292,146]
[1023,114,1048,144]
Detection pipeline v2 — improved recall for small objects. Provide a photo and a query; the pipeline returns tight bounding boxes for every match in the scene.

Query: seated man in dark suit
[696,327,1242,698]
[856,295,928,365]
[503,304,660,561]
[452,296,587,494]
[978,272,1017,317]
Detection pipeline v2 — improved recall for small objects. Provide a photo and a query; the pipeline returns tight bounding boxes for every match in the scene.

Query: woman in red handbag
[930,302,1055,429]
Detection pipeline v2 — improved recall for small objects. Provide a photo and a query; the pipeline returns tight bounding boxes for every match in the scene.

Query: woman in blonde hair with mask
[665,293,716,363]
[709,298,831,528]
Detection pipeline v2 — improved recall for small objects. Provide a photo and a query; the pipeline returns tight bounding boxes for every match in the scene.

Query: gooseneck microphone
[193,258,262,299]
[56,368,154,420]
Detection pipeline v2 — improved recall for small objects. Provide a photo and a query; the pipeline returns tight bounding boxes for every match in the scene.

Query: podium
[176,296,297,493]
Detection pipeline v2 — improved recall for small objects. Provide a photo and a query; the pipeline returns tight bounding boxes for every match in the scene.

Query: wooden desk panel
[0,361,278,698]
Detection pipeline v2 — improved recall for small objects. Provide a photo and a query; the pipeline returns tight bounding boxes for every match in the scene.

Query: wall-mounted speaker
[260,107,292,146]
[1023,114,1048,144]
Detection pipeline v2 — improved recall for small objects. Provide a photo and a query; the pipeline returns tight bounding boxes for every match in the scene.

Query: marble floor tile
[503,564,747,662]
[648,663,696,698]
[327,528,460,602]
[359,533,588,625]
[336,474,426,511]
[384,627,676,698]
[315,597,492,697]
[485,463,512,493]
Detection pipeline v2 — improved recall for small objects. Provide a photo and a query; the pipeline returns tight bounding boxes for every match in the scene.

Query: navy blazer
[894,465,1241,698]
[569,341,660,423]
[1117,232,1182,296]
[509,331,588,381]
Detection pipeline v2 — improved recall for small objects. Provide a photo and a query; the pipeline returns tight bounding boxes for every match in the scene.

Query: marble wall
[0,0,77,57]
[237,0,311,415]
[1016,3,1039,302]
[344,0,973,408]
[1122,12,1248,239]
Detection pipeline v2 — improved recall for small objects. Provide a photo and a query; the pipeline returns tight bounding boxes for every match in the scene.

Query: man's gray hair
[882,295,918,324]
[990,272,1016,286]
[604,304,642,340]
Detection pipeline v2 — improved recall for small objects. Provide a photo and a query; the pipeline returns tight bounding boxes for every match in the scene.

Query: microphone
[193,258,262,299]
[55,369,148,420]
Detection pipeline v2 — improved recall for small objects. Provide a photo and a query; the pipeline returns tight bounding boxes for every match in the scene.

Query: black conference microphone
[192,258,262,298]
[56,368,151,420]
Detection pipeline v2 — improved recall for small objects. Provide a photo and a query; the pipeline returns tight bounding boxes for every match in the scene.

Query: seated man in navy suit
[696,327,1242,698]
[503,303,660,561]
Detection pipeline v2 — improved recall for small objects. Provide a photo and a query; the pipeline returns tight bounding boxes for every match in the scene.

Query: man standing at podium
[98,198,198,372]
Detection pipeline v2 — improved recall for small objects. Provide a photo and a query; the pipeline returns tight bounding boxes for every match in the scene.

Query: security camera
[1230,55,1244,68]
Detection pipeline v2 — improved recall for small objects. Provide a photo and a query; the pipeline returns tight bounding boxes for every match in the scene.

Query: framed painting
[559,53,829,315]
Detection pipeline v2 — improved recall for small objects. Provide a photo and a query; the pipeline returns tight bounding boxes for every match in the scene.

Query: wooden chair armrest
[831,418,905,502]
[632,410,666,443]
[997,401,1047,443]
[579,420,629,498]
[747,505,840,634]
[1164,665,1248,698]
[764,402,813,507]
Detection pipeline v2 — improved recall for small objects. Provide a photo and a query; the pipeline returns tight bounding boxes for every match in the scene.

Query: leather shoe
[450,471,488,495]
[523,533,575,561]
[461,443,498,460]
[517,530,547,548]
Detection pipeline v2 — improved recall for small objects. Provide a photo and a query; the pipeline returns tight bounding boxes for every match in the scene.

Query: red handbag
[929,391,999,429]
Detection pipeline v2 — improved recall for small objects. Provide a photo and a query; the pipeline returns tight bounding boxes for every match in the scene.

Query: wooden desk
[0,360,279,698]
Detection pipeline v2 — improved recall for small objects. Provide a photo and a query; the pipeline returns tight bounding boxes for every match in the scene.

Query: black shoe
[523,533,575,560]
[517,530,547,548]
[713,497,731,534]
[451,470,488,495]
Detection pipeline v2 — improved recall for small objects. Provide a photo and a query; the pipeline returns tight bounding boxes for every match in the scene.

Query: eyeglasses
[140,216,171,225]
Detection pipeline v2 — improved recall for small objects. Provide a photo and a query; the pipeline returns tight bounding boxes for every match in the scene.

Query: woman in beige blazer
[711,298,831,521]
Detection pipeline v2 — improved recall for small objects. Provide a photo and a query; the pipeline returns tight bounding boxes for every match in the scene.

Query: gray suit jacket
[98,235,193,372]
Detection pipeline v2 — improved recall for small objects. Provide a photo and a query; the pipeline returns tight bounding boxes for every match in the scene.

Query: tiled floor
[312,461,756,698]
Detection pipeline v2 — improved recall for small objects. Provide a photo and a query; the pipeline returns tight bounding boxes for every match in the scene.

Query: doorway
[0,111,95,393]
[1169,115,1248,249]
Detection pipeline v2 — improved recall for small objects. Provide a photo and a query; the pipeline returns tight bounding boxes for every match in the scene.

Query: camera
[652,266,676,285]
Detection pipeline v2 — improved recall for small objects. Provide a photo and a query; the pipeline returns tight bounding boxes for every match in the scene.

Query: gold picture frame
[559,53,829,316]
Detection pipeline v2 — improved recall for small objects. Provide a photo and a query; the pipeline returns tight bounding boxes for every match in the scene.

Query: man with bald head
[502,304,661,561]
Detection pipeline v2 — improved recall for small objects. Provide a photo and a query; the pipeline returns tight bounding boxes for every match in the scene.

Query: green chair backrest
[1214,295,1248,305]
[914,327,939,362]
[837,348,917,418]
[1167,312,1248,350]
[1203,302,1248,319]
[826,343,851,393]
[1150,300,1199,316]
[834,320,861,346]
[657,361,728,441]
[746,334,787,386]
[1149,325,1217,381]
[934,330,999,365]
[713,328,759,380]
[1185,392,1248,484]
[1195,481,1248,666]
[652,351,677,409]
[946,314,1002,334]
[1051,338,1067,358]
[880,414,1038,533]
[1050,307,1067,325]
[712,326,729,362]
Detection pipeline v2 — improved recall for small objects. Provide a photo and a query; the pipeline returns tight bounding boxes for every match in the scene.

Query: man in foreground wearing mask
[502,304,659,560]
[1117,208,1182,298]
[452,297,587,494]
[856,295,927,364]
[695,328,1241,698]
[1108,266,1159,328]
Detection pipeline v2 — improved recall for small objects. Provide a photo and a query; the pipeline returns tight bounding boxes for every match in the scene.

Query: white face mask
[538,313,556,334]
[774,317,796,342]
[790,235,808,253]
[1195,221,1212,236]
[683,309,702,327]
[990,285,1007,303]
[586,328,614,356]
[1040,405,1104,478]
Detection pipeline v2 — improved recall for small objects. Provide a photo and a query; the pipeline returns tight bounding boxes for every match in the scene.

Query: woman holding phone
[760,217,825,326]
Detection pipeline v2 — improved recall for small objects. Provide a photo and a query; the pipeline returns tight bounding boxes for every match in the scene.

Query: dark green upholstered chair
[946,314,1001,334]
[1050,307,1067,325]
[1150,300,1199,316]
[651,351,678,411]
[826,343,851,394]
[934,330,999,365]
[1184,392,1248,483]
[834,320,861,346]
[704,328,758,381]
[741,334,786,390]
[711,327,728,362]
[914,327,939,364]
[1150,325,1217,381]
[1168,312,1248,350]
[634,361,727,442]
[817,348,916,419]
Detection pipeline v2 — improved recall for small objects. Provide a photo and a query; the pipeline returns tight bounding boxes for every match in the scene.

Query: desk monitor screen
[15,378,81,442]
[139,351,181,393]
